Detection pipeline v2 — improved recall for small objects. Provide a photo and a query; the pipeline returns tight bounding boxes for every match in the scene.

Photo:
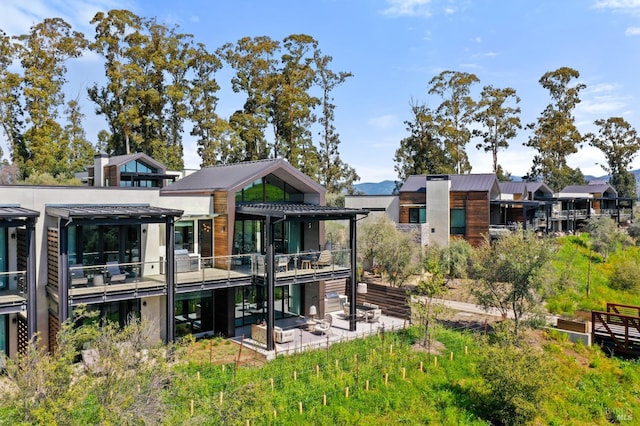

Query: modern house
[346,173,634,247]
[0,155,368,360]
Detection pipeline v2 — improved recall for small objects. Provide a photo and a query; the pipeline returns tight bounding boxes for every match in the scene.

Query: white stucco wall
[426,178,451,247]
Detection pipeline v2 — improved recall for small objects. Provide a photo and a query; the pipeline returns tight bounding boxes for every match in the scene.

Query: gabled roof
[498,181,526,196]
[399,175,426,193]
[525,182,554,197]
[106,153,166,171]
[559,182,617,197]
[161,158,326,195]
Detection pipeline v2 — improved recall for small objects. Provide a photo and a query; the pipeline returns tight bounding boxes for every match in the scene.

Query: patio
[233,312,408,360]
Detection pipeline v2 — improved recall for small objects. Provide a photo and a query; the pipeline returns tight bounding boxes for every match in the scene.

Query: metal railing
[0,270,28,306]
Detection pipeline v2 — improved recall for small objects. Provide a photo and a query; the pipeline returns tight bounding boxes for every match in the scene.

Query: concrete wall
[426,178,451,247]
[345,195,399,222]
[0,185,211,346]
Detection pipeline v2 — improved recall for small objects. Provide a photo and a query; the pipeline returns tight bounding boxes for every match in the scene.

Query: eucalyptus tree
[525,67,586,191]
[585,117,640,199]
[89,10,199,169]
[427,70,480,174]
[217,35,279,161]
[314,48,358,193]
[63,99,95,173]
[474,86,521,179]
[0,30,22,162]
[15,18,88,177]
[394,100,452,183]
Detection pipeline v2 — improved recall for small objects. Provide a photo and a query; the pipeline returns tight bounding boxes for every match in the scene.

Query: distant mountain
[354,180,397,195]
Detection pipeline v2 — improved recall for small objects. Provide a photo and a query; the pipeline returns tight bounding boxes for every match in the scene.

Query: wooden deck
[592,303,640,356]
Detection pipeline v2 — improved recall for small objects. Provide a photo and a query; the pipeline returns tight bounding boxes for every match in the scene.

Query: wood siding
[451,191,490,247]
[47,228,59,290]
[399,192,426,224]
[213,191,229,267]
[48,312,59,353]
[356,282,411,320]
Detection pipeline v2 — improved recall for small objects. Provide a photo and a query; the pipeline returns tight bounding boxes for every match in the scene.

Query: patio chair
[312,250,332,268]
[106,261,127,284]
[276,255,289,272]
[70,264,88,286]
[314,313,333,336]
[365,308,382,323]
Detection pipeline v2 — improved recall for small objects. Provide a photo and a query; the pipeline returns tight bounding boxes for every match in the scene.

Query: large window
[175,291,213,338]
[175,221,194,252]
[235,174,304,203]
[75,300,141,328]
[69,224,141,266]
[120,160,160,187]
[409,207,426,223]
[451,208,466,235]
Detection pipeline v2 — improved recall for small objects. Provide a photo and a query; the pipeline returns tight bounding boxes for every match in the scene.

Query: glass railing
[0,271,28,304]
[68,261,163,291]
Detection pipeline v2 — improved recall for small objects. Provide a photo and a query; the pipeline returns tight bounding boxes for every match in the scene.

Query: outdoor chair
[106,261,127,284]
[314,313,333,336]
[365,308,382,323]
[312,250,332,268]
[276,255,289,272]
[70,264,88,287]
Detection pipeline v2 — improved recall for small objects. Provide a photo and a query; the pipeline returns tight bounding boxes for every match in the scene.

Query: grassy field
[164,326,639,425]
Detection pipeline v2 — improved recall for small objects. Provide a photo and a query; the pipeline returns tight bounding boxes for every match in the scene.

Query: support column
[59,219,69,322]
[165,218,176,343]
[26,219,37,340]
[349,216,357,332]
[266,217,275,351]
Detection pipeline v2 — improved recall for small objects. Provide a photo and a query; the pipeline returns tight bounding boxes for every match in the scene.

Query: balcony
[0,271,27,314]
[65,248,353,303]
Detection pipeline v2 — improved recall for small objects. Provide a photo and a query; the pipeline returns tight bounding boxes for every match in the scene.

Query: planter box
[557,318,590,334]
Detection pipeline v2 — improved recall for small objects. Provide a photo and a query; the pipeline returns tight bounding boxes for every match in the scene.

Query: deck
[592,303,640,356]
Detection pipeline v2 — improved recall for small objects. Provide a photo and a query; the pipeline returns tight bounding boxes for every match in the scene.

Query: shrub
[608,252,640,291]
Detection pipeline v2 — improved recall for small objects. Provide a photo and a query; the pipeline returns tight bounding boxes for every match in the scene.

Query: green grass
[546,235,640,315]
[163,327,640,425]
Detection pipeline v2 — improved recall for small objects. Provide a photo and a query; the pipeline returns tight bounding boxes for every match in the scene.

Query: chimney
[94,153,109,187]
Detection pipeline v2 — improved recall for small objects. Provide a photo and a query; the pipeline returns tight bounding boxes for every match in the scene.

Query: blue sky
[2,0,640,183]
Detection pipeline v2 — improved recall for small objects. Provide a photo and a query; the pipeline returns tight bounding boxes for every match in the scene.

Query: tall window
[175,221,194,252]
[235,174,304,203]
[70,224,141,266]
[409,207,426,223]
[0,314,6,356]
[451,208,466,235]
[120,160,159,187]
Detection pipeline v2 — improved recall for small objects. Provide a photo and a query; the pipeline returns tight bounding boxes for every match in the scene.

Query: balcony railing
[67,248,353,295]
[0,270,28,308]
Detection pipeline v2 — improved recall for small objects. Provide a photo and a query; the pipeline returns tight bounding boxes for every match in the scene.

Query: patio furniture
[276,255,289,272]
[312,250,332,268]
[251,323,267,345]
[314,314,333,336]
[70,264,88,287]
[106,261,127,284]
[274,326,295,343]
[365,308,382,323]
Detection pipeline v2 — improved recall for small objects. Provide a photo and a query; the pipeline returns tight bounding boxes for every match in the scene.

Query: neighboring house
[398,174,501,247]
[0,157,367,359]
[554,181,633,232]
[87,152,177,188]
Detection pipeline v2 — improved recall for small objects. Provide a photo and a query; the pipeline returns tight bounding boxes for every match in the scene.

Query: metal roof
[560,183,617,196]
[399,175,426,193]
[236,202,368,221]
[46,204,183,220]
[161,158,326,195]
[0,206,40,222]
[498,181,526,195]
[449,174,499,192]
[525,182,554,196]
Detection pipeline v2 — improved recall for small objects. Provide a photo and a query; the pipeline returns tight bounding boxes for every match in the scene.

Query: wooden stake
[219,391,223,405]
[299,402,303,414]
[366,380,369,391]
[273,409,277,419]
[402,367,406,379]
[434,356,438,367]
[190,399,194,416]
[294,370,297,381]
[419,361,423,372]
[316,364,320,377]
[450,352,454,361]
[196,371,200,381]
[335,359,339,369]
[270,377,274,390]
[323,394,327,406]
[465,345,468,355]
[384,373,388,385]
[345,386,349,398]
[390,344,393,355]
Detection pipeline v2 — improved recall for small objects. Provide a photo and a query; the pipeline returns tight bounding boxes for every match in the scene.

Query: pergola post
[266,216,275,351]
[349,216,357,332]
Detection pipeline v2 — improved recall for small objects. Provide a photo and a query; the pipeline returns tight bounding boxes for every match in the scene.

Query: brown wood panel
[47,228,59,290]
[357,282,411,320]
[451,191,490,246]
[213,191,228,215]
[400,192,426,205]
[213,216,229,267]
[17,314,28,355]
[48,311,60,354]
[324,279,348,296]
